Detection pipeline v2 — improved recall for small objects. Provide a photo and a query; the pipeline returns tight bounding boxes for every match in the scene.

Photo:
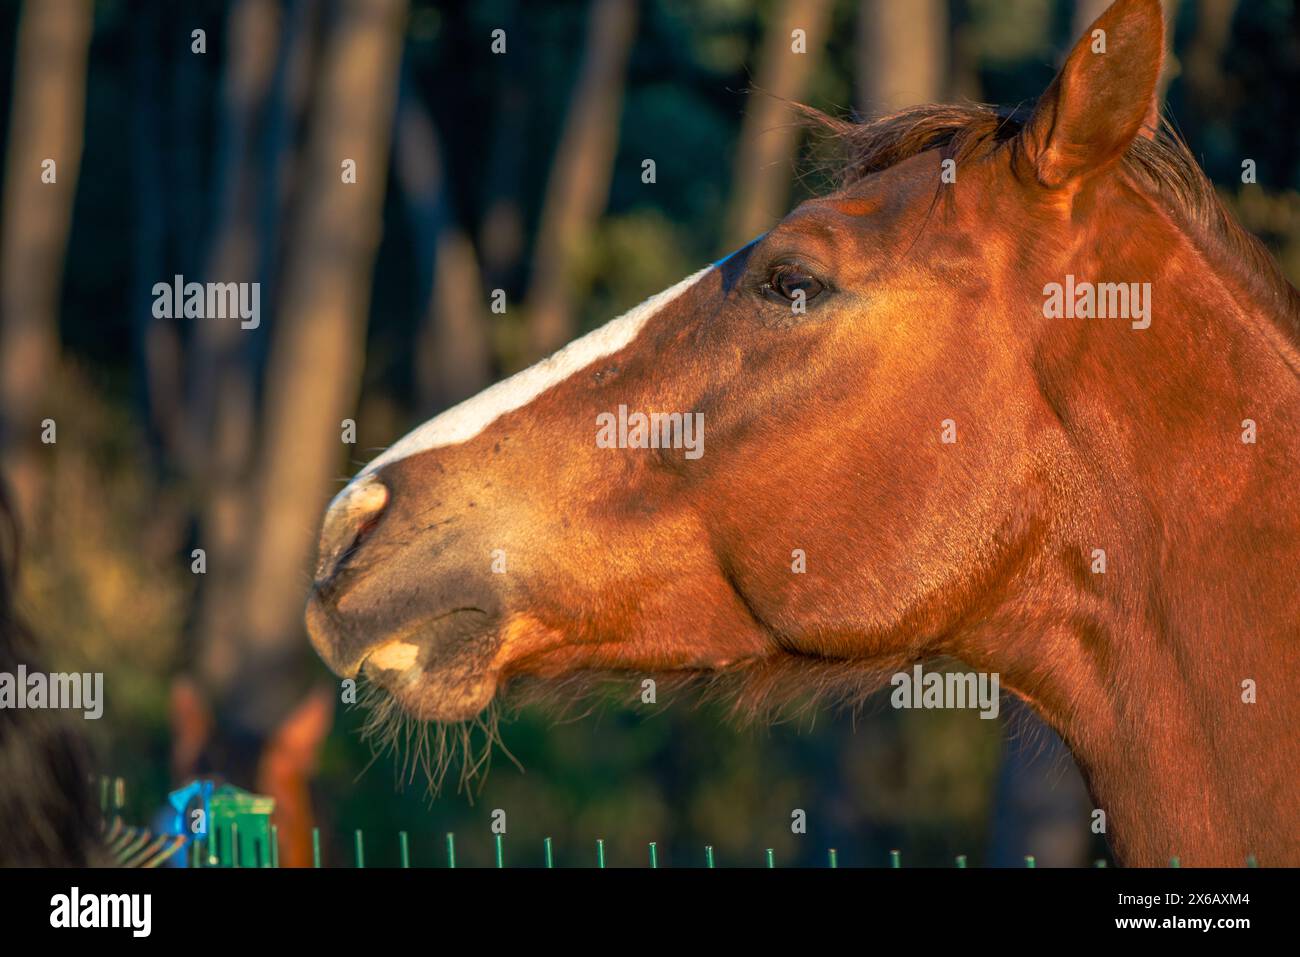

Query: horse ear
[1019,0,1165,190]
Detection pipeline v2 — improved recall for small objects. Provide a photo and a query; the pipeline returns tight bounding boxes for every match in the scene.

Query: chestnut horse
[306,0,1299,866]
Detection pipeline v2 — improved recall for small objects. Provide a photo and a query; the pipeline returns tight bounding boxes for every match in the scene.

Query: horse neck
[979,224,1300,865]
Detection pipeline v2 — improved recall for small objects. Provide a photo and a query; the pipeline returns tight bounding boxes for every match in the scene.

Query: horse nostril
[314,476,390,586]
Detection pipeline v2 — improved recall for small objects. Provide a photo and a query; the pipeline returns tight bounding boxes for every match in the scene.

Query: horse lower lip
[388,670,497,723]
[350,608,496,674]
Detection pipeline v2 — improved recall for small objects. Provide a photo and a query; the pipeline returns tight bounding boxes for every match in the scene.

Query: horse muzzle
[304,469,509,721]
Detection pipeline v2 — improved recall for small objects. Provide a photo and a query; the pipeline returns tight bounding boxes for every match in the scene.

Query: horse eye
[766,264,825,304]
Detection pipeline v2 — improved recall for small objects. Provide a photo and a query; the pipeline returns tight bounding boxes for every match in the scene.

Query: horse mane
[797,101,1300,345]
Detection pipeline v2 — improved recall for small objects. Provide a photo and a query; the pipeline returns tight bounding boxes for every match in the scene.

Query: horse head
[306,0,1300,864]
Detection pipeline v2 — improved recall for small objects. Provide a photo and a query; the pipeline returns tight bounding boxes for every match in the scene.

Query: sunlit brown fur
[309,0,1299,865]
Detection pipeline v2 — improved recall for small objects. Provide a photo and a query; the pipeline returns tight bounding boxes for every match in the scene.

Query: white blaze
[350,263,714,487]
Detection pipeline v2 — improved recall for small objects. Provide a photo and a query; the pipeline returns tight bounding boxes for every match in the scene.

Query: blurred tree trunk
[856,0,947,117]
[0,0,93,527]
[395,79,492,415]
[524,0,638,361]
[478,3,527,294]
[189,0,283,699]
[1159,1,1183,102]
[722,0,833,252]
[948,0,983,104]
[236,0,407,735]
[178,4,330,870]
[131,3,178,468]
[257,0,323,317]
[1183,0,1236,117]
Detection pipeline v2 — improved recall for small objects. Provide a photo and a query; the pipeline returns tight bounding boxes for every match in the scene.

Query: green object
[445,832,456,868]
[704,845,715,868]
[355,829,365,868]
[271,826,280,868]
[828,848,838,868]
[399,831,410,868]
[312,828,321,868]
[1024,855,1036,868]
[596,838,606,868]
[1246,855,1258,868]
[1094,859,1107,868]
[765,848,775,868]
[955,855,967,868]
[544,837,554,868]
[1169,856,1180,868]
[207,784,275,869]
[890,849,901,868]
[495,833,505,868]
[648,842,658,869]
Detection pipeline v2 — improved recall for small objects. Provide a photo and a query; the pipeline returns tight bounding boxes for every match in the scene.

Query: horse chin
[360,616,505,723]
[366,659,499,723]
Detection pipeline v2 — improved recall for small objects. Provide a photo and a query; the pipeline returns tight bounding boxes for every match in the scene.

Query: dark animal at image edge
[0,483,101,866]
[306,0,1300,866]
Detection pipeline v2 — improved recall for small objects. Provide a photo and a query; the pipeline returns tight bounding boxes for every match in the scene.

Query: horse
[0,480,102,866]
[305,0,1300,866]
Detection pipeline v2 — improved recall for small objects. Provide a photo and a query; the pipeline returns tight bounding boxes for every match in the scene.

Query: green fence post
[889,849,901,868]
[399,831,410,868]
[495,833,505,868]
[1024,855,1036,868]
[446,832,456,869]
[827,848,838,868]
[648,842,658,869]
[765,848,775,868]
[271,826,280,868]
[955,855,967,868]
[704,845,715,868]
[311,827,321,868]
[596,839,606,868]
[544,837,554,869]
[354,830,365,868]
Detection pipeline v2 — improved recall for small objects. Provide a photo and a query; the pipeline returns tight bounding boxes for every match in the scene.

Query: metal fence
[97,776,1261,869]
